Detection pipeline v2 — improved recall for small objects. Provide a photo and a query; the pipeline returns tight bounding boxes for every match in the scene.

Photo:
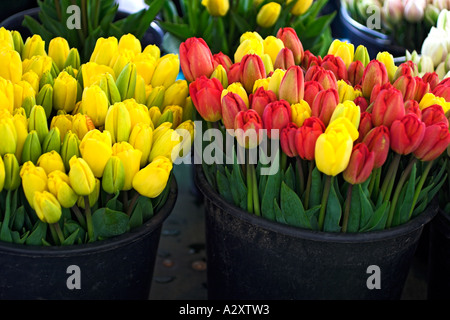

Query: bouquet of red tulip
[181,27,450,233]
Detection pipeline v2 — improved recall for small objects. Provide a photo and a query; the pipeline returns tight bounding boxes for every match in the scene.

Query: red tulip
[356,111,373,144]
[422,72,440,91]
[280,122,299,158]
[404,100,422,118]
[362,125,390,169]
[278,65,304,105]
[414,122,450,161]
[302,50,322,70]
[305,65,337,91]
[221,91,248,130]
[227,63,241,85]
[361,60,389,99]
[239,54,266,93]
[321,54,348,81]
[371,87,405,128]
[249,87,277,118]
[354,96,369,113]
[276,27,304,65]
[262,100,292,139]
[393,61,417,82]
[294,116,325,161]
[189,75,223,122]
[180,37,216,82]
[304,81,324,107]
[348,60,364,87]
[274,48,296,70]
[390,114,426,155]
[393,75,417,101]
[421,104,449,127]
[343,143,375,185]
[369,83,394,104]
[413,76,430,102]
[234,109,263,149]
[433,84,450,102]
[213,52,233,72]
[311,88,339,126]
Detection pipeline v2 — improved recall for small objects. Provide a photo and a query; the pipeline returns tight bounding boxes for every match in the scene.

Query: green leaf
[283,164,296,192]
[11,206,26,232]
[62,228,80,246]
[347,186,361,233]
[398,164,417,225]
[261,168,281,221]
[323,183,342,233]
[25,220,48,246]
[358,184,375,230]
[106,192,123,211]
[11,230,29,245]
[128,202,143,229]
[0,190,13,243]
[63,220,86,244]
[216,169,234,204]
[92,208,129,239]
[305,205,320,231]
[274,198,286,225]
[362,201,390,232]
[134,195,154,222]
[229,11,252,34]
[280,182,312,229]
[309,167,322,208]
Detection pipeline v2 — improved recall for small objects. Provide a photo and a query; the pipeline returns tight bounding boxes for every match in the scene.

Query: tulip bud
[353,45,370,67]
[222,82,249,108]
[405,100,422,118]
[114,62,136,100]
[420,93,450,115]
[413,76,430,102]
[3,153,20,191]
[48,37,70,72]
[28,105,49,144]
[273,48,295,71]
[148,106,161,127]
[62,47,80,70]
[421,104,449,127]
[202,0,230,16]
[328,39,354,69]
[390,114,426,155]
[423,72,440,92]
[239,54,266,94]
[35,84,53,118]
[289,0,313,15]
[303,81,324,107]
[149,125,181,162]
[61,131,80,171]
[11,30,23,55]
[393,75,417,101]
[221,92,247,130]
[354,96,369,113]
[234,39,264,64]
[0,77,15,115]
[234,109,264,149]
[249,86,277,118]
[12,112,27,163]
[305,66,338,91]
[47,170,77,208]
[278,66,305,105]
[162,105,183,128]
[37,150,65,175]
[95,72,121,105]
[263,36,285,66]
[337,80,360,103]
[371,87,405,128]
[376,51,398,84]
[404,0,425,22]
[0,49,22,84]
[105,102,132,143]
[414,121,450,161]
[276,27,304,65]
[362,126,390,169]
[157,109,173,127]
[290,100,311,127]
[33,191,62,224]
[356,111,373,144]
[146,85,165,110]
[132,156,173,198]
[151,54,180,88]
[393,61,418,83]
[311,88,339,126]
[79,129,113,178]
[256,2,281,28]
[189,75,223,122]
[262,100,292,139]
[280,122,299,158]
[267,68,286,97]
[111,142,142,191]
[50,114,72,142]
[71,113,95,141]
[175,120,195,158]
[129,123,153,168]
[21,34,46,60]
[80,85,109,127]
[42,127,61,154]
[322,55,348,81]
[362,60,389,99]
[213,52,233,72]
[163,80,189,109]
[118,33,141,55]
[348,61,364,87]
[20,161,48,209]
[294,117,325,161]
[101,156,125,194]
[329,100,361,129]
[90,37,118,66]
[68,156,96,196]
[343,143,375,185]
[0,115,17,156]
[302,50,322,70]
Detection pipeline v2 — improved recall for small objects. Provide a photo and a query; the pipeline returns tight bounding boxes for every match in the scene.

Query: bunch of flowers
[182,27,450,233]
[0,28,194,246]
[157,0,335,57]
[342,0,447,52]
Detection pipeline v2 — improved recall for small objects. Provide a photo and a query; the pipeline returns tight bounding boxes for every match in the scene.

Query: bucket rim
[195,165,437,243]
[0,177,178,257]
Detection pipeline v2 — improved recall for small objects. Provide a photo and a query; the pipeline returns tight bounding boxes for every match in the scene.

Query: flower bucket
[427,209,450,300]
[195,165,437,300]
[0,177,177,300]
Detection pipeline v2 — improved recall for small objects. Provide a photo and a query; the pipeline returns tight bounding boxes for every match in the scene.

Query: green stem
[380,153,401,203]
[81,0,88,37]
[281,152,287,172]
[51,223,65,245]
[386,157,417,228]
[126,190,140,216]
[251,164,260,216]
[318,175,333,231]
[304,161,313,210]
[247,162,253,214]
[71,205,87,230]
[122,190,129,214]
[342,184,353,233]
[84,196,94,242]
[296,157,305,198]
[409,160,434,218]
[54,0,62,21]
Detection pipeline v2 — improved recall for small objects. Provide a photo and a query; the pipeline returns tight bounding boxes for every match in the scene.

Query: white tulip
[421,27,449,67]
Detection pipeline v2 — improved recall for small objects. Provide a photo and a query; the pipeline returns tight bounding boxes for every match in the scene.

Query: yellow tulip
[162,105,183,128]
[112,141,142,191]
[3,153,20,191]
[21,70,40,94]
[163,80,189,109]
[81,62,115,88]
[326,117,359,142]
[291,100,311,127]
[22,55,53,80]
[143,44,160,60]
[329,101,361,129]
[133,52,157,86]
[76,178,100,209]
[201,0,230,16]
[12,111,28,162]
[122,98,151,132]
[47,170,78,208]
[50,114,73,142]
[315,128,353,176]
[240,31,263,44]
[71,113,95,141]
[211,64,229,88]
[118,33,142,55]
[256,2,281,28]
[79,129,113,178]
[288,0,313,16]
[0,77,14,114]
[0,49,22,83]
[61,131,80,171]
[149,126,181,162]
[376,51,397,83]
[22,34,46,60]
[109,49,135,79]
[234,38,264,63]
[128,122,153,168]
[328,39,355,69]
[53,71,78,113]
[151,54,180,88]
[146,85,165,110]
[148,106,162,126]
[132,156,173,198]
[253,78,271,93]
[37,151,66,175]
[267,69,286,97]
[28,105,48,144]
[176,120,196,158]
[102,156,125,194]
[261,53,274,76]
[419,93,450,114]
[0,115,17,156]
[80,85,109,127]
[0,156,4,192]
[13,80,35,110]
[337,80,360,103]
[263,36,285,66]
[221,82,249,107]
[48,37,70,71]
[68,156,96,196]
[90,36,119,66]
[0,27,14,51]
[20,161,48,209]
[134,74,147,105]
[33,191,62,224]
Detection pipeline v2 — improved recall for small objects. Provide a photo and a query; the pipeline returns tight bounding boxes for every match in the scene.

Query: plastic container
[0,178,177,300]
[195,165,437,300]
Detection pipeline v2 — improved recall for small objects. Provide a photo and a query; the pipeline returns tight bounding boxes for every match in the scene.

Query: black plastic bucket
[427,209,450,300]
[339,5,406,59]
[0,178,177,300]
[195,165,437,300]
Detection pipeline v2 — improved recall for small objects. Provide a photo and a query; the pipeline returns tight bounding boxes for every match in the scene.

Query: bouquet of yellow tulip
[158,0,336,57]
[0,27,194,246]
[182,26,450,233]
